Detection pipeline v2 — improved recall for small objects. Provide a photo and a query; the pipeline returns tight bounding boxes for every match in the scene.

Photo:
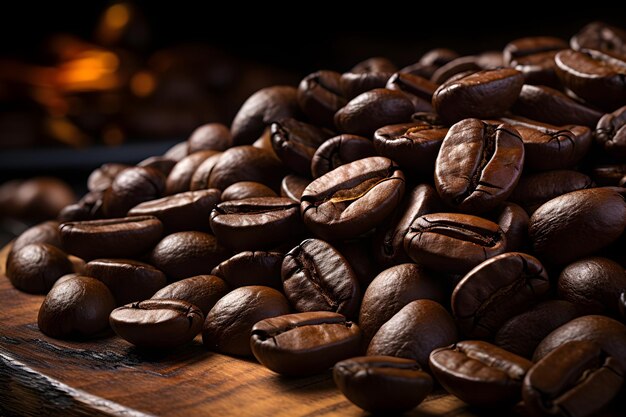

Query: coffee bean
[102,167,165,218]
[212,251,283,290]
[87,163,129,193]
[280,174,309,202]
[220,182,276,201]
[386,72,437,102]
[350,57,397,74]
[335,238,382,290]
[10,220,62,254]
[166,150,219,195]
[503,36,568,65]
[151,275,228,316]
[187,123,232,153]
[571,21,626,56]
[333,356,432,413]
[137,156,176,177]
[188,153,223,191]
[430,52,503,84]
[297,70,346,128]
[251,311,361,376]
[207,146,285,191]
[310,134,376,179]
[339,72,393,100]
[596,105,626,159]
[492,202,529,251]
[7,243,74,294]
[110,299,204,349]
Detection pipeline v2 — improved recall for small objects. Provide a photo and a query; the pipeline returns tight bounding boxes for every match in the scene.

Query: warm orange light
[130,71,156,97]
[105,4,131,30]
[56,50,120,92]
[46,117,90,147]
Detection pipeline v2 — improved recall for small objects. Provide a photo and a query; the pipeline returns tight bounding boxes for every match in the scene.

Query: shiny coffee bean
[503,36,567,65]
[452,252,550,339]
[187,123,232,153]
[596,105,626,159]
[166,150,219,195]
[523,341,624,417]
[386,72,437,103]
[301,157,405,241]
[210,197,302,251]
[333,356,432,413]
[282,239,360,318]
[280,174,309,202]
[84,259,167,306]
[367,299,457,368]
[504,37,567,87]
[87,163,129,193]
[359,263,444,342]
[310,134,376,179]
[432,69,524,124]
[188,153,223,191]
[431,52,504,84]
[339,72,393,100]
[492,202,529,251]
[7,243,73,294]
[110,299,204,349]
[151,275,228,316]
[404,213,507,274]
[350,57,397,73]
[251,311,362,376]
[102,167,165,218]
[211,251,283,290]
[220,181,276,201]
[10,220,62,254]
[38,275,115,339]
[401,48,459,79]
[571,21,626,56]
[297,70,346,128]
[529,188,626,265]
[429,341,532,407]
[60,216,163,261]
[137,156,176,177]
[590,164,626,186]
[128,189,220,233]
[202,286,290,356]
[334,238,382,290]
[208,146,285,191]
[435,119,524,213]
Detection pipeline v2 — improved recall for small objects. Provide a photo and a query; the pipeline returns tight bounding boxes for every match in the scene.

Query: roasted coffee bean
[188,153,223,191]
[251,311,361,376]
[84,259,167,306]
[10,220,61,254]
[373,184,446,267]
[432,69,524,124]
[149,231,229,281]
[335,238,381,290]
[334,89,414,137]
[504,37,567,87]
[151,275,228,316]
[282,239,360,318]
[208,146,285,191]
[367,299,457,368]
[558,257,626,315]
[220,182,276,201]
[38,275,115,339]
[210,197,302,251]
[620,292,626,320]
[359,263,444,342]
[523,341,624,417]
[310,134,376,179]
[110,299,204,349]
[512,84,603,128]
[596,105,626,159]
[231,86,300,146]
[529,188,626,265]
[166,150,219,195]
[555,49,626,110]
[6,243,73,294]
[211,251,283,290]
[297,70,346,128]
[495,300,581,359]
[373,122,448,175]
[429,340,532,407]
[339,72,393,100]
[430,52,503,84]
[503,36,568,65]
[386,72,437,102]
[435,119,524,213]
[404,213,507,274]
[60,216,163,261]
[202,286,290,356]
[280,174,309,202]
[350,57,397,74]
[452,252,550,339]
[591,164,626,186]
[187,123,232,153]
[270,118,333,177]
[102,167,165,218]
[534,315,626,369]
[301,157,405,241]
[87,163,129,193]
[128,189,220,233]
[163,141,189,161]
[492,202,529,251]
[402,48,459,78]
[137,156,176,177]
[571,21,626,56]
[334,356,432,413]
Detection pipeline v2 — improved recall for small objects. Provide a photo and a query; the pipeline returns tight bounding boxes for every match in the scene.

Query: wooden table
[0,242,478,417]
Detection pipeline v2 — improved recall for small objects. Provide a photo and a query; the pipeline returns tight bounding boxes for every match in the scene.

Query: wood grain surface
[0,242,481,417]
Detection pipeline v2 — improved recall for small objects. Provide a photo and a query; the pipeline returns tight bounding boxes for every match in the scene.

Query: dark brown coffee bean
[571,21,626,56]
[335,238,381,290]
[367,299,457,369]
[10,220,61,254]
[310,134,376,179]
[350,57,397,74]
[7,243,73,294]
[297,70,346,128]
[435,119,524,213]
[333,356,432,413]
[251,311,362,376]
[187,123,232,153]
[60,216,163,261]
[137,156,176,177]
[38,275,115,339]
[231,86,300,146]
[452,252,550,339]
[430,52,503,84]
[492,202,529,251]
[208,146,285,191]
[110,299,204,349]
[163,140,189,161]
[87,163,129,193]
[386,72,437,102]
[596,105,626,159]
[280,174,309,202]
[529,188,626,265]
[503,36,568,65]
[404,213,507,274]
[202,286,290,356]
[211,251,283,290]
[166,150,219,195]
[504,37,567,87]
[282,239,360,319]
[591,164,626,186]
[102,167,165,218]
[373,122,448,175]
[429,341,532,407]
[220,182,276,201]
[339,72,393,100]
[301,157,405,241]
[84,259,167,306]
[433,69,524,124]
[359,263,445,342]
[495,300,581,359]
[524,341,624,417]
[188,153,223,191]
[151,275,228,316]
[334,89,414,137]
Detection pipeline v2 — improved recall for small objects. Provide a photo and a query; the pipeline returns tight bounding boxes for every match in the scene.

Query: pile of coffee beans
[5,20,626,416]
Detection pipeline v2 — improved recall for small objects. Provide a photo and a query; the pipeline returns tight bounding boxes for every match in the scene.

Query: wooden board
[0,242,479,417]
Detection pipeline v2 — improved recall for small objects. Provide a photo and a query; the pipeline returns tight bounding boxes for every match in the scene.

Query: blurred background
[0,1,625,245]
